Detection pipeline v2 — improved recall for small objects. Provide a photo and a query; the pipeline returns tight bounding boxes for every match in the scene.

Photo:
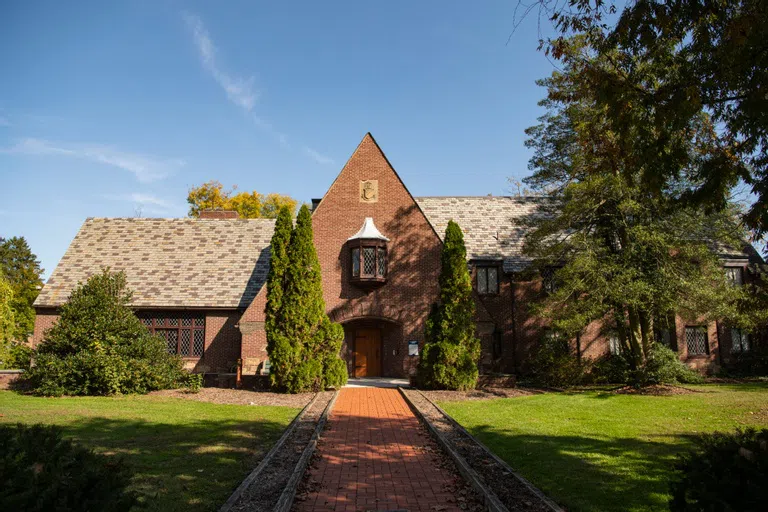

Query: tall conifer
[270,205,346,392]
[417,221,480,390]
[265,207,292,355]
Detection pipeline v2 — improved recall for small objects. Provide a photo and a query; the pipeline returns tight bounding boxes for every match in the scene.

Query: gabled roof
[34,217,275,309]
[416,196,550,272]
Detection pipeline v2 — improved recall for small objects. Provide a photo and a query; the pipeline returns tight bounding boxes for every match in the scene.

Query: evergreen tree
[0,237,44,340]
[521,40,763,369]
[0,273,16,366]
[265,206,293,363]
[417,221,480,390]
[270,205,346,392]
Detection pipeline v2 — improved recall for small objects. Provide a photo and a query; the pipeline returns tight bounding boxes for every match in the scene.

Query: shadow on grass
[56,416,289,512]
[467,426,698,512]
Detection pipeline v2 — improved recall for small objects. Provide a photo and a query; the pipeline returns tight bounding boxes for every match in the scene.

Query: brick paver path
[295,387,466,512]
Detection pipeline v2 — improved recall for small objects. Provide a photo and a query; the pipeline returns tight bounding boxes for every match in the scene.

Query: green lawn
[439,383,768,512]
[0,391,299,511]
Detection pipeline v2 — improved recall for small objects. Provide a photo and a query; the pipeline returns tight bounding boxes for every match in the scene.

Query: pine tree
[270,205,347,392]
[417,221,480,390]
[265,206,292,366]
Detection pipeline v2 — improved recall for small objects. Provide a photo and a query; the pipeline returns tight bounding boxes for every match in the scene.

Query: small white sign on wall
[408,341,419,356]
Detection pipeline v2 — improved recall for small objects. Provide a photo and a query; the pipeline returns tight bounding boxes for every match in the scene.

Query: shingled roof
[34,218,275,309]
[416,196,550,272]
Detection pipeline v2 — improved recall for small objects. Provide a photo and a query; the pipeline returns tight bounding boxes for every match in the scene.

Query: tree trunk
[627,306,644,368]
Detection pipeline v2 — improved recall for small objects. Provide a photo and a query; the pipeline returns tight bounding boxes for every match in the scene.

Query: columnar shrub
[24,269,186,396]
[270,205,347,392]
[0,423,135,511]
[265,206,292,385]
[417,221,480,390]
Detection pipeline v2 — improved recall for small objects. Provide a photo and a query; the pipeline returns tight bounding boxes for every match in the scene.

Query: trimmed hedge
[0,423,135,511]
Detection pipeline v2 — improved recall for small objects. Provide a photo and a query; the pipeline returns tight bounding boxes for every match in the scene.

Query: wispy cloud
[183,12,258,112]
[102,192,183,216]
[303,147,335,165]
[1,138,184,183]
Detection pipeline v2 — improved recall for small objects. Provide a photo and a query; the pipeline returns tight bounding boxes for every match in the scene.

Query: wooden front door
[354,329,382,377]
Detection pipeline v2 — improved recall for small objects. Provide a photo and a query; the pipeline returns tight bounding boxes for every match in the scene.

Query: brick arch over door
[329,302,407,326]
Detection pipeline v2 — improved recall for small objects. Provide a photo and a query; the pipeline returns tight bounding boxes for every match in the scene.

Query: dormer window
[348,218,389,287]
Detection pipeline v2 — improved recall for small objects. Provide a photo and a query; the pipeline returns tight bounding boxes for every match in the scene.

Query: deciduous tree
[0,236,43,340]
[187,181,298,219]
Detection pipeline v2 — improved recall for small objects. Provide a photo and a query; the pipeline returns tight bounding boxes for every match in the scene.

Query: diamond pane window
[348,218,388,286]
[363,247,376,276]
[725,267,743,286]
[475,265,499,294]
[731,329,750,353]
[193,330,205,357]
[378,247,387,276]
[136,312,205,358]
[542,266,559,294]
[685,327,708,355]
[609,335,622,355]
[180,330,191,356]
[477,268,488,294]
[352,248,360,277]
[164,330,178,354]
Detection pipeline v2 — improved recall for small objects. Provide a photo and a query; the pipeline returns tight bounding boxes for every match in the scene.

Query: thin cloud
[183,12,258,112]
[102,192,184,217]
[0,116,10,127]
[303,146,335,165]
[1,138,184,183]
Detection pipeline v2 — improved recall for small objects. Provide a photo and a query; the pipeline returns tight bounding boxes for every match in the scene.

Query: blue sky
[0,1,559,277]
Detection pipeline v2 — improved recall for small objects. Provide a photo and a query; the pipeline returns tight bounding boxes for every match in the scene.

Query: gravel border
[150,388,315,408]
[401,387,563,512]
[222,391,336,512]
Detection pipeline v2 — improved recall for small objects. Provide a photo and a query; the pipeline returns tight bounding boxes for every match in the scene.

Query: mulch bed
[150,387,315,408]
[613,384,700,396]
[403,388,558,512]
[422,387,539,403]
[228,391,335,511]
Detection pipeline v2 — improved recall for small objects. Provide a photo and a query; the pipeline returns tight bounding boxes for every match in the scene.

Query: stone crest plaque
[359,180,378,203]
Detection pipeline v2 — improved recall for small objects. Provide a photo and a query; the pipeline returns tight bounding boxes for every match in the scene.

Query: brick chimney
[199,209,239,219]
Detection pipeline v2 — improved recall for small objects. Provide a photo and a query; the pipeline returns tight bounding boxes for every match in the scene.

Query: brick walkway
[294,387,466,512]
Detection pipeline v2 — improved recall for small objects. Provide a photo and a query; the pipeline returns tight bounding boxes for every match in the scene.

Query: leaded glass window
[363,247,376,276]
[609,335,622,355]
[685,326,708,355]
[731,329,750,353]
[138,312,205,358]
[352,248,360,277]
[350,241,386,282]
[476,265,499,295]
[725,267,743,286]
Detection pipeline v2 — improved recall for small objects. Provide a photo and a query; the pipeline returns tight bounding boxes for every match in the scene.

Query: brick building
[33,134,763,379]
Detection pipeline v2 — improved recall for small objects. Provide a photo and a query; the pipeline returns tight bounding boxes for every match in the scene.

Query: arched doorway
[342,318,404,378]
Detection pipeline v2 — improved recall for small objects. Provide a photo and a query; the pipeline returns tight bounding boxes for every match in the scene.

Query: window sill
[351,276,387,288]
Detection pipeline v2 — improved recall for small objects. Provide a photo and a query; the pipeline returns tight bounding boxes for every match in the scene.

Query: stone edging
[219,393,321,512]
[274,389,340,512]
[399,387,563,512]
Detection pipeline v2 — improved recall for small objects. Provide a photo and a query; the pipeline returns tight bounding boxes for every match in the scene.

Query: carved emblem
[360,180,378,203]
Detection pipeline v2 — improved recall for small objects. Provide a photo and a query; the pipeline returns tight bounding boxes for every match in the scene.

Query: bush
[633,344,703,387]
[670,428,768,511]
[585,353,630,384]
[182,373,203,393]
[324,358,348,389]
[724,344,768,377]
[0,423,135,511]
[0,341,33,370]
[24,269,186,396]
[529,334,584,388]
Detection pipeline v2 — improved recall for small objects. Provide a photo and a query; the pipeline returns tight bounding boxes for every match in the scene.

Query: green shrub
[182,373,203,393]
[724,343,768,377]
[0,423,135,511]
[529,334,584,388]
[585,353,630,384]
[634,344,703,386]
[416,221,480,390]
[670,428,768,511]
[24,269,186,396]
[324,358,348,389]
[0,341,33,370]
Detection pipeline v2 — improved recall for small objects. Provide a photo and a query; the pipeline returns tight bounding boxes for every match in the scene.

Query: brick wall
[188,311,241,373]
[311,134,443,378]
[32,307,59,346]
